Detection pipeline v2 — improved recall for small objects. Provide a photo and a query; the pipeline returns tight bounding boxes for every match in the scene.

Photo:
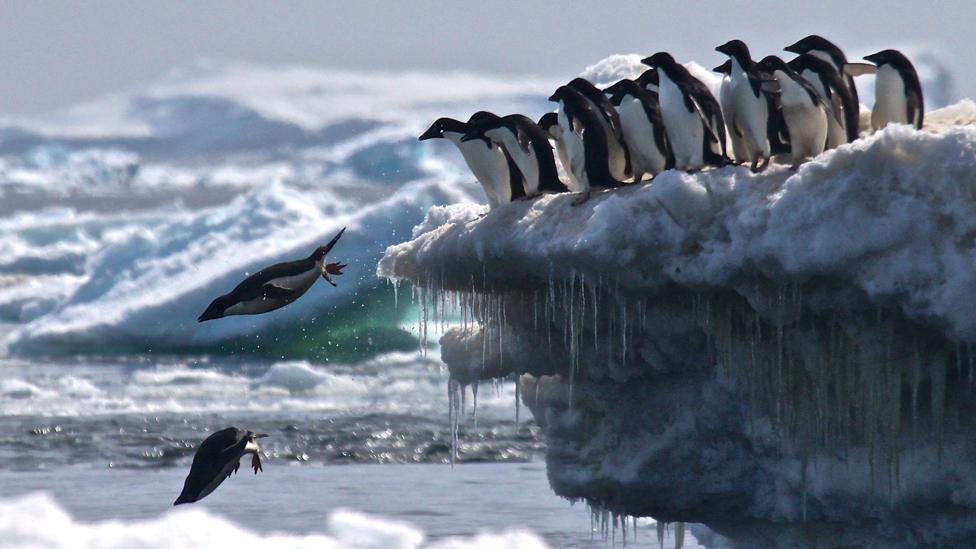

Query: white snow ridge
[380,102,976,546]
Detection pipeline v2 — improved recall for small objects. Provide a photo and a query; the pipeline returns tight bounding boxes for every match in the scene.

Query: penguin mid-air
[861,49,924,131]
[538,112,582,192]
[603,79,673,181]
[197,228,347,322]
[784,35,860,109]
[567,77,631,181]
[461,114,568,199]
[418,113,525,207]
[549,85,626,205]
[642,52,729,171]
[715,39,773,172]
[757,56,830,169]
[174,427,267,505]
[787,54,859,146]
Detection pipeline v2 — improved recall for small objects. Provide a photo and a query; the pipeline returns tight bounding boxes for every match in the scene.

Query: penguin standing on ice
[635,68,660,93]
[641,52,729,171]
[567,77,631,182]
[714,60,791,161]
[787,54,859,146]
[419,113,525,207]
[603,79,673,181]
[175,427,267,505]
[538,112,581,191]
[548,85,626,204]
[860,49,924,131]
[757,56,830,169]
[461,114,567,199]
[715,39,773,172]
[197,228,347,321]
[784,35,860,109]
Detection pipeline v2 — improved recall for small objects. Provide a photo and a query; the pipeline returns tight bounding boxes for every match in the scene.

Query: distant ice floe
[0,493,548,549]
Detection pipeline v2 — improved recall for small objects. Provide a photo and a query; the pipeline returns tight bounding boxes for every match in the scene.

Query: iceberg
[380,101,976,545]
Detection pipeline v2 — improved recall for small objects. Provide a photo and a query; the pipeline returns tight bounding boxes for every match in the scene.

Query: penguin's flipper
[515,127,532,155]
[843,63,877,76]
[907,86,924,130]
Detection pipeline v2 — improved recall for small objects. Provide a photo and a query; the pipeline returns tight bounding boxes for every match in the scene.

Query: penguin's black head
[864,49,910,68]
[567,77,599,95]
[198,295,231,322]
[716,39,751,60]
[418,117,466,141]
[603,79,639,105]
[537,112,558,132]
[757,55,790,74]
[548,85,572,103]
[460,123,494,147]
[636,68,659,89]
[641,52,675,68]
[712,59,732,75]
[784,35,840,57]
[467,111,500,125]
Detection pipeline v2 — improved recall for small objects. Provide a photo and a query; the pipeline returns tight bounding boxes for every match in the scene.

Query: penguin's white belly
[801,70,846,149]
[719,79,747,163]
[597,117,628,181]
[872,65,908,130]
[447,133,507,208]
[727,74,770,161]
[557,110,586,192]
[503,138,540,194]
[778,76,828,160]
[552,134,581,192]
[617,97,667,178]
[659,81,704,170]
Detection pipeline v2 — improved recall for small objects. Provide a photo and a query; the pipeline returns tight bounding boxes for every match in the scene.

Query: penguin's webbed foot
[322,262,347,286]
[570,192,591,207]
[790,163,801,172]
[516,193,538,201]
[252,452,263,474]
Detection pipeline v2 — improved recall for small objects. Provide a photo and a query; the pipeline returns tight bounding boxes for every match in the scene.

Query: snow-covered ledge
[379,102,976,546]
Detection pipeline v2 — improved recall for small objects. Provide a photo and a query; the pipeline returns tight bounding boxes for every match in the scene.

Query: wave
[0,492,548,549]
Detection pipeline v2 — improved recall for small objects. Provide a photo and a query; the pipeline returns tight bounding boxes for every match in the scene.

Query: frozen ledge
[379,102,976,546]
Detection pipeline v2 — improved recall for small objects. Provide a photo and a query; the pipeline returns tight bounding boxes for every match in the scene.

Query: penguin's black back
[175,427,249,505]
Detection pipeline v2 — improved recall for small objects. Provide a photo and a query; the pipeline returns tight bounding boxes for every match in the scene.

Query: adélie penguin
[787,54,859,146]
[861,49,924,131]
[715,39,773,172]
[714,60,791,160]
[461,114,568,199]
[549,85,627,205]
[642,52,729,171]
[603,79,673,181]
[538,112,582,192]
[418,113,525,207]
[567,77,631,181]
[784,35,860,108]
[197,228,347,321]
[757,56,830,169]
[174,427,267,505]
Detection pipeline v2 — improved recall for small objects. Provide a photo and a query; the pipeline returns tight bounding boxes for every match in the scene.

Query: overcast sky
[3,1,973,114]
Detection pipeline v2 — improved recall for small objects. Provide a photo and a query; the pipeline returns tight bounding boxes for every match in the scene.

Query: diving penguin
[861,49,924,131]
[174,427,267,505]
[642,52,729,171]
[757,56,830,169]
[197,228,347,322]
[461,114,568,199]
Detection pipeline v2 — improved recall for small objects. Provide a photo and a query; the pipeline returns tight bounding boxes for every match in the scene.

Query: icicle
[656,522,665,549]
[471,381,479,429]
[675,522,685,549]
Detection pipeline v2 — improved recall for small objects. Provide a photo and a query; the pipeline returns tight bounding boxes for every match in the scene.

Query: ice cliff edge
[379,102,976,546]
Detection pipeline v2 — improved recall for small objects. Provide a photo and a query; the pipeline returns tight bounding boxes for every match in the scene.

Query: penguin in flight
[197,228,347,322]
[787,54,859,147]
[567,77,631,182]
[784,35,860,109]
[538,112,582,192]
[603,79,673,181]
[642,52,729,171]
[419,113,525,208]
[461,114,568,199]
[860,49,924,131]
[757,56,829,169]
[549,85,626,205]
[175,427,267,505]
[715,39,773,172]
